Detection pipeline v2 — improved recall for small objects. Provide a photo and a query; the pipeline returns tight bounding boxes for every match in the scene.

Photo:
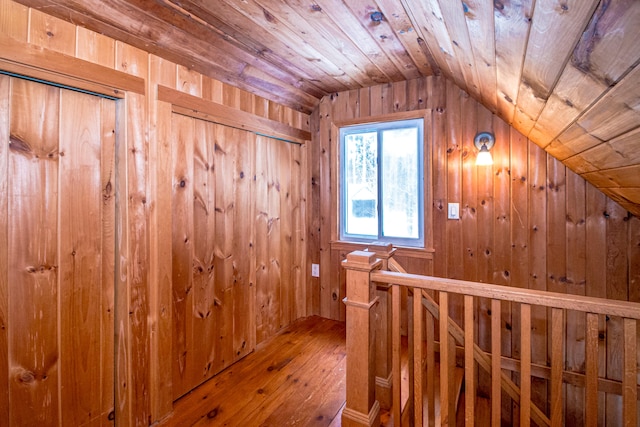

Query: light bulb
[476,145,493,166]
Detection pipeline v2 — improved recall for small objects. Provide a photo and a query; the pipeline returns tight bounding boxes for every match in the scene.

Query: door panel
[171,115,255,400]
[1,76,115,426]
[169,111,305,401]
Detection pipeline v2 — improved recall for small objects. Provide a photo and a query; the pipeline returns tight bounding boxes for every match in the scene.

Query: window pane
[344,132,378,237]
[381,128,419,239]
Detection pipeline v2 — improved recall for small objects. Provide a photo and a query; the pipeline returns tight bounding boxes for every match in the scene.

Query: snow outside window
[340,118,424,247]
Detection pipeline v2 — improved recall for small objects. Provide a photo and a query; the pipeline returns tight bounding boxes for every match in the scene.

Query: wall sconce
[474,132,494,166]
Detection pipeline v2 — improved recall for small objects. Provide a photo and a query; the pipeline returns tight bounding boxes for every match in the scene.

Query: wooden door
[0,75,116,426]
[171,114,255,399]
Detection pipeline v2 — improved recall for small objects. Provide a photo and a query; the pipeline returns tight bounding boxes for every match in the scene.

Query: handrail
[342,249,640,427]
[381,260,640,426]
[371,270,640,319]
[386,258,553,426]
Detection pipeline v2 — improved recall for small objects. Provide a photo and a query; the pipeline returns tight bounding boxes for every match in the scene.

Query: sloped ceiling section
[13,0,640,216]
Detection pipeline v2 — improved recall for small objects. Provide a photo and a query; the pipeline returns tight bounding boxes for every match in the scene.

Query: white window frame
[338,116,426,248]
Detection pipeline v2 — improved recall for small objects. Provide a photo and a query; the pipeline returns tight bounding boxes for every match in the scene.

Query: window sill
[330,240,435,260]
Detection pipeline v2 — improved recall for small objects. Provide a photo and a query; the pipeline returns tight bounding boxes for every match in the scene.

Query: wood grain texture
[318,97,332,320]
[564,170,585,424]
[0,0,28,40]
[491,298,501,427]
[461,92,478,283]
[100,96,117,425]
[0,74,9,427]
[148,56,175,421]
[0,33,144,97]
[533,0,640,147]
[493,0,533,122]
[622,318,637,427]
[213,123,241,370]
[317,75,640,422]
[76,26,116,68]
[115,40,150,427]
[475,104,494,397]
[605,199,630,426]
[514,0,599,134]
[291,143,307,320]
[585,182,608,425]
[375,262,639,426]
[158,86,310,144]
[550,308,563,427]
[264,136,283,339]
[391,284,402,426]
[0,6,312,425]
[445,80,463,327]
[9,0,640,214]
[520,303,531,427]
[158,316,346,427]
[2,2,640,424]
[412,285,423,425]
[585,312,599,427]
[3,77,117,426]
[255,136,271,344]
[464,295,475,426]
[114,83,132,427]
[278,140,293,329]
[170,113,195,399]
[495,110,513,426]
[431,78,448,280]
[58,89,111,426]
[8,78,61,425]
[28,7,76,56]
[231,125,255,358]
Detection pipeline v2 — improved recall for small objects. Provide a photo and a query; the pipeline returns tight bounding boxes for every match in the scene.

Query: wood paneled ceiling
[13,0,640,216]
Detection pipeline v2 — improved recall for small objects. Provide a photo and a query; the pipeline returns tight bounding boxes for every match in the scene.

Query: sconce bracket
[474,132,495,150]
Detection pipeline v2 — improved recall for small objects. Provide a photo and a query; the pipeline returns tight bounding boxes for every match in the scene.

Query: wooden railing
[341,248,640,427]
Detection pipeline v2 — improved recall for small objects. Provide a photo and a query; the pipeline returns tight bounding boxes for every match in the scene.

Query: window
[340,118,424,247]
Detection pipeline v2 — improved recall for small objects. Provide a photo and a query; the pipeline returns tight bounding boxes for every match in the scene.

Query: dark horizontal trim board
[157,85,311,145]
[0,34,145,97]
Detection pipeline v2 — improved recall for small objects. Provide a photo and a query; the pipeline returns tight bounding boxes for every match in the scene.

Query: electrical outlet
[311,263,320,278]
[448,202,460,220]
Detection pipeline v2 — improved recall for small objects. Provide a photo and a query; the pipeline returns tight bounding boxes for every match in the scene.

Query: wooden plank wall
[168,113,305,400]
[312,75,640,421]
[0,0,312,425]
[0,76,117,426]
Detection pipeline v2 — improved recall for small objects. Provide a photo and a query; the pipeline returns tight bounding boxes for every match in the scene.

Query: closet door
[171,114,255,399]
[0,76,116,426]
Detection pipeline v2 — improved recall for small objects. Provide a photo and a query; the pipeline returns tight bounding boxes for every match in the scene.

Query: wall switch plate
[448,203,460,220]
[311,263,320,277]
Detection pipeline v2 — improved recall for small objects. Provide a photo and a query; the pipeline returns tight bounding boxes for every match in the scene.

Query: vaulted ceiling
[13,0,640,216]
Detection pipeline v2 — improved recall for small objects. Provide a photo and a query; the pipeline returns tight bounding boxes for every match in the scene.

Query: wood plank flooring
[157,316,348,426]
[155,316,473,427]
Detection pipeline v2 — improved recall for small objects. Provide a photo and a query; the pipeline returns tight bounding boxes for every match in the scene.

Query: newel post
[367,243,396,410]
[342,251,382,427]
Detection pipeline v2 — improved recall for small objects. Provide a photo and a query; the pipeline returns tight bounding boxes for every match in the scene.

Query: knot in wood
[19,370,36,383]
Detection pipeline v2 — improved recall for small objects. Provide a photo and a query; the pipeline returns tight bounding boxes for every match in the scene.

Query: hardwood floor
[157,316,348,426]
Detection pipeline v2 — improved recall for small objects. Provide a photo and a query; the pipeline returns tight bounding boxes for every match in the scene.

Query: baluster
[426,290,436,426]
[440,291,450,426]
[464,295,475,426]
[408,287,415,421]
[447,316,457,427]
[392,284,402,426]
[623,318,637,427]
[414,286,424,425]
[550,308,564,427]
[585,312,599,427]
[520,304,531,427]
[491,299,501,426]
